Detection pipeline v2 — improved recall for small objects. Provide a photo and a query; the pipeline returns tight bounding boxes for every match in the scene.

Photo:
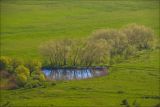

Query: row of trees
[0,56,45,89]
[40,24,156,67]
[41,24,155,68]
[40,39,109,67]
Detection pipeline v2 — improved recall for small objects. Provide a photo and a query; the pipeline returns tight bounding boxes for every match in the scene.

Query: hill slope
[0,0,159,59]
[1,50,159,106]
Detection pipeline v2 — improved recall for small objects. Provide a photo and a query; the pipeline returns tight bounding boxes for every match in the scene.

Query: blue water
[42,68,107,80]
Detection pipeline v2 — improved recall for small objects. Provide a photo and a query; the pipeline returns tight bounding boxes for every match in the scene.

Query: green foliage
[40,38,110,67]
[11,58,23,71]
[41,81,56,88]
[39,74,45,81]
[41,24,156,67]
[122,24,156,50]
[0,56,45,88]
[90,24,156,65]
[15,64,45,87]
[123,45,137,59]
[91,29,128,57]
[26,60,42,73]
[16,73,28,86]
[0,56,11,70]
[15,65,30,77]
[15,65,30,86]
[110,55,123,64]
[31,71,45,81]
[40,39,73,67]
[121,99,130,107]
[6,65,14,74]
[80,39,110,66]
[24,79,42,89]
[8,58,23,74]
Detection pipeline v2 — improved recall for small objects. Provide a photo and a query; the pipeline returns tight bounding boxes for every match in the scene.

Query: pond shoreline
[42,67,108,80]
[41,66,108,70]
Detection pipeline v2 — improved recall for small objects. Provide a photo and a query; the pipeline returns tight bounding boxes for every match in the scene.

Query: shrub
[91,29,128,57]
[11,58,23,71]
[31,71,45,81]
[7,65,14,74]
[40,39,73,67]
[69,40,84,66]
[42,81,56,88]
[40,24,156,66]
[123,45,137,59]
[122,24,155,50]
[26,60,42,74]
[0,56,11,71]
[16,74,28,86]
[110,55,122,64]
[121,99,130,107]
[15,65,30,77]
[39,73,45,81]
[24,80,41,88]
[79,39,110,66]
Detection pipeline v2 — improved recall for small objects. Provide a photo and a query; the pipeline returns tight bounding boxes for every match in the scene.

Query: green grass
[0,0,159,106]
[0,0,159,60]
[0,50,159,107]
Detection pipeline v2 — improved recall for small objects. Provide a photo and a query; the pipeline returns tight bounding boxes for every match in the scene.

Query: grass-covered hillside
[0,50,159,107]
[1,0,159,60]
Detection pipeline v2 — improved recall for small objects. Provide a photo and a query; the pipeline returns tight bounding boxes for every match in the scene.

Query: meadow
[0,0,160,107]
[0,0,159,60]
[1,50,159,106]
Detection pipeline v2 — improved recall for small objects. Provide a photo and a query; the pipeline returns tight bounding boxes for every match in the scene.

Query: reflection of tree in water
[43,68,107,80]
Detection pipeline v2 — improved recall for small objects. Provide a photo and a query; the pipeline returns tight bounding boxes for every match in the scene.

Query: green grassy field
[0,0,160,107]
[0,0,159,60]
[0,50,159,107]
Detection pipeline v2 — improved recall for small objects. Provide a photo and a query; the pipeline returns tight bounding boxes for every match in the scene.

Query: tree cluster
[0,56,45,89]
[40,24,156,67]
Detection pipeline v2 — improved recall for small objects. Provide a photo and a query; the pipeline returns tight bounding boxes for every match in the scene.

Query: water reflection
[42,68,107,80]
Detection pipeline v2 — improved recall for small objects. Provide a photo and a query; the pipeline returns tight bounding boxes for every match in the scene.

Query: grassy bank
[0,50,159,107]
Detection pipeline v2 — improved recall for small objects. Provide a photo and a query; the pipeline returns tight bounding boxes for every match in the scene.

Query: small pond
[42,67,107,80]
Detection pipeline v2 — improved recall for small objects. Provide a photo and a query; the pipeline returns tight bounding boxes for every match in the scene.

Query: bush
[7,65,14,74]
[39,74,45,81]
[41,81,56,88]
[110,55,122,64]
[24,80,42,88]
[0,56,46,89]
[121,99,130,107]
[123,45,137,59]
[16,74,28,86]
[40,39,73,67]
[11,58,23,71]
[0,57,24,74]
[91,29,128,57]
[31,71,45,81]
[26,60,42,74]
[15,65,30,77]
[0,56,11,71]
[40,24,155,66]
[80,39,110,66]
[122,24,155,50]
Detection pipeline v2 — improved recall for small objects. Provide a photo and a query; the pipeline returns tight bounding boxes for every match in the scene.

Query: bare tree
[90,29,128,58]
[40,39,72,68]
[122,24,155,50]
[40,24,156,67]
